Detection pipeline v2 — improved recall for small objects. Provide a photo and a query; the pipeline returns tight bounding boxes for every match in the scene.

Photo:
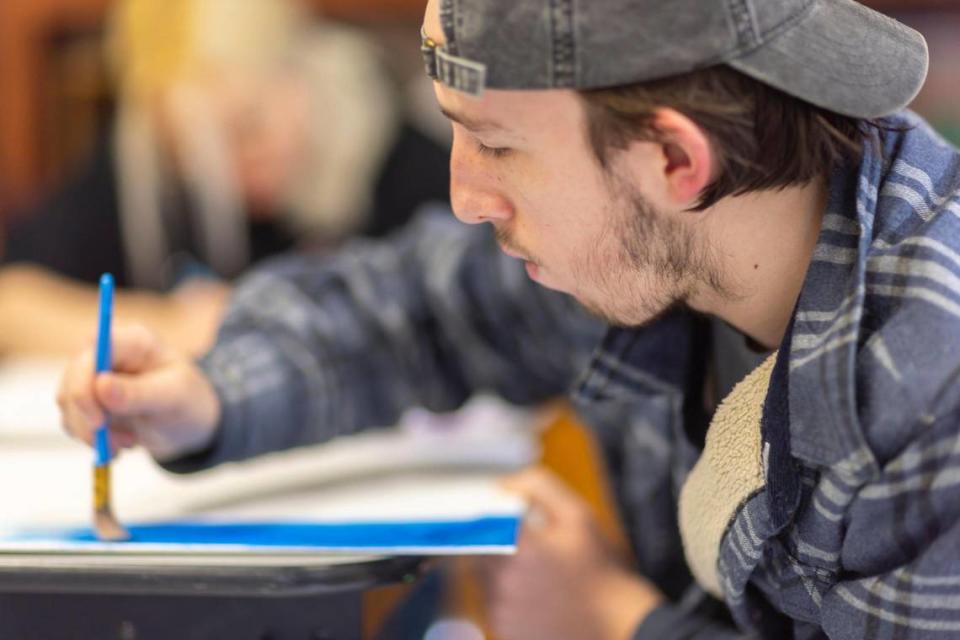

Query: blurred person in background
[0,0,450,356]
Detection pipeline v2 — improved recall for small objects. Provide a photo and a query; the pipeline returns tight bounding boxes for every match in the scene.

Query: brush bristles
[93,465,129,541]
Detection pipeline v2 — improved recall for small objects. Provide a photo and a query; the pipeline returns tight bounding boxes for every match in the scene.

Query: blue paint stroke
[8,516,520,550]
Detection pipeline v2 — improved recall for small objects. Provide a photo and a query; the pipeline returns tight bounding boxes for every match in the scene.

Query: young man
[59,0,960,637]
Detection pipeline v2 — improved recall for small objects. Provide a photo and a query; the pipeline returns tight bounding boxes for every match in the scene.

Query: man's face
[424,3,721,326]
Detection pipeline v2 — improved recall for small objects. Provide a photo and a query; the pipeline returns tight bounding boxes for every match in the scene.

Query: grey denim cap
[422,0,928,119]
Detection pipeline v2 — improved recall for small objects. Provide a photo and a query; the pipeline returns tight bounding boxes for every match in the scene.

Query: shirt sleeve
[163,207,604,472]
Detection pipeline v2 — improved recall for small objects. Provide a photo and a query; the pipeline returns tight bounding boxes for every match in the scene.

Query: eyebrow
[439,106,507,133]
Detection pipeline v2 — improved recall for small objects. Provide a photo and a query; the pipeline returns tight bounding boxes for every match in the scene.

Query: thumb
[501,467,584,525]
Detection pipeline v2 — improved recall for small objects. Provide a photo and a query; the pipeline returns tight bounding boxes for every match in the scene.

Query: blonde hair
[108,0,400,288]
[107,0,303,102]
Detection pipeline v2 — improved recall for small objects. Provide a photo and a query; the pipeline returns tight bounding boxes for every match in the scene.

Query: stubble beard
[573,182,729,328]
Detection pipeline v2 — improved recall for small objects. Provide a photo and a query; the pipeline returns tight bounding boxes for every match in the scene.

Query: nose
[449,137,513,226]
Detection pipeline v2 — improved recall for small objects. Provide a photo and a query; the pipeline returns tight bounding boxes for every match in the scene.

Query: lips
[496,241,543,283]
[498,244,527,261]
[524,261,540,280]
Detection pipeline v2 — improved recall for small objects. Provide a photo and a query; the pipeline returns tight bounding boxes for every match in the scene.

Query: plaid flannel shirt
[168,111,960,638]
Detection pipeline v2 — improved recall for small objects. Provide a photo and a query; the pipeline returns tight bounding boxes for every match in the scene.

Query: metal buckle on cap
[421,28,440,80]
[420,28,487,97]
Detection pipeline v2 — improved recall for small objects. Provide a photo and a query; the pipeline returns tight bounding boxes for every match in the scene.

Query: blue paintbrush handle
[94,273,114,467]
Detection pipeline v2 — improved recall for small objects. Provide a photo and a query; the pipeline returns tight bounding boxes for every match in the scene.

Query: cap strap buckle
[421,28,487,97]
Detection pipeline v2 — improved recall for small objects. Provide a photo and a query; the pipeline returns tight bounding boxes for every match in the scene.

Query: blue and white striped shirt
[174,111,960,638]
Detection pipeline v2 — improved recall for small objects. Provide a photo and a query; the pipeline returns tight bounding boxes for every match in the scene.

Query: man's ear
[649,108,715,209]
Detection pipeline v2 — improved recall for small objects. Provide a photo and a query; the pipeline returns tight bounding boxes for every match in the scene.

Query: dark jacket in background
[3,123,450,289]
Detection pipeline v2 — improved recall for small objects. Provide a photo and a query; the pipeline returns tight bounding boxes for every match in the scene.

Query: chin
[577,295,683,329]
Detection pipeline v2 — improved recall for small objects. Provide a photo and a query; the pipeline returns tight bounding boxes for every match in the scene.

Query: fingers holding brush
[57,323,169,446]
[57,322,222,461]
[57,346,103,445]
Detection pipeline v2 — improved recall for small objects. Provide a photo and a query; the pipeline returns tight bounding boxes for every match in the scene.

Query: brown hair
[579,65,870,210]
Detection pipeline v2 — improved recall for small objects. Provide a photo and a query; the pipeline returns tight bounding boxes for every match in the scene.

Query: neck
[688,179,828,350]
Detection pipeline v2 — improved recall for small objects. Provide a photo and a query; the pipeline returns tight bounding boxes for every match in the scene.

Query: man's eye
[476,141,511,158]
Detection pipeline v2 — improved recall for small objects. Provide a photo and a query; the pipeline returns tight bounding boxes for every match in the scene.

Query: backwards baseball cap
[421,0,928,119]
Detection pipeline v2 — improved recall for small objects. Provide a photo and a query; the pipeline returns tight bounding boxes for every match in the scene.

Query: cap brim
[727,0,928,119]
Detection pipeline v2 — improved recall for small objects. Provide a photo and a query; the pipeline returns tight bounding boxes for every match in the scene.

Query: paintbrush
[92,273,129,541]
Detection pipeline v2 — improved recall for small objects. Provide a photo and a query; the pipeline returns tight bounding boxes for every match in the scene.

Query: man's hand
[57,324,221,462]
[485,467,664,640]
